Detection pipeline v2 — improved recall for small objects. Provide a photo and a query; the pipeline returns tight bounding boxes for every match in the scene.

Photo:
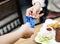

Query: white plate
[34,19,60,44]
[35,36,60,44]
[34,31,55,44]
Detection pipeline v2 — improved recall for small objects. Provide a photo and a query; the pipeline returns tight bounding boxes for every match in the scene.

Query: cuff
[32,0,45,7]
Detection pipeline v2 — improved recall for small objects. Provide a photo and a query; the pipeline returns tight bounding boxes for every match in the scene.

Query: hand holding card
[25,16,35,28]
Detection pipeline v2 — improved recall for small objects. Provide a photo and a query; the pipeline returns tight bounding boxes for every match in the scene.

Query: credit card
[25,16,35,28]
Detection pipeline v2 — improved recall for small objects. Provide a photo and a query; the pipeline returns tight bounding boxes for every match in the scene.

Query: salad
[35,19,56,44]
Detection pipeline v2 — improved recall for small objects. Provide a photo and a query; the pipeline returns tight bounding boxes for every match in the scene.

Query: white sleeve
[32,0,45,7]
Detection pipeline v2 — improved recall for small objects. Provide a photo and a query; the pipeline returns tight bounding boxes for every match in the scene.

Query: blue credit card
[25,16,35,28]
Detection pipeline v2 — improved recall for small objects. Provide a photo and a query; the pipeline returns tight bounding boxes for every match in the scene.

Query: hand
[20,23,34,38]
[26,2,44,19]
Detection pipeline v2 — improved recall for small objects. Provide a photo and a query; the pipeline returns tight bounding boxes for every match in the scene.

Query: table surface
[14,18,60,44]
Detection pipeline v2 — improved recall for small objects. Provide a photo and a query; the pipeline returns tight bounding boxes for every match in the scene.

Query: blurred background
[0,0,47,36]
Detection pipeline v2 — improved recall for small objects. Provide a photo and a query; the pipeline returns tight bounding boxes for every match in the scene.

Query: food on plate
[48,21,60,29]
[35,26,55,43]
[35,19,60,44]
[47,27,52,31]
[38,34,52,43]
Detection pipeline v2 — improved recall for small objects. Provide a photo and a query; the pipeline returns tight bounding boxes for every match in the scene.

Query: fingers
[26,6,43,19]
[39,13,44,18]
[26,7,33,16]
[33,13,44,19]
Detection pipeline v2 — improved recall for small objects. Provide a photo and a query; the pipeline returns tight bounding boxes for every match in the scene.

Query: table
[14,18,60,44]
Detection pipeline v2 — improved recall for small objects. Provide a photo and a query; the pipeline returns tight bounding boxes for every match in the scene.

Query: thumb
[39,13,44,18]
[34,13,44,19]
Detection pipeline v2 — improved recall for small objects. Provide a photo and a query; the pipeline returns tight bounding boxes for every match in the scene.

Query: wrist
[33,2,42,11]
[34,2,41,7]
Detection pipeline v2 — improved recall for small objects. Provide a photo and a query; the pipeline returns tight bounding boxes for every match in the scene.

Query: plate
[34,32,55,44]
[34,19,60,44]
[35,36,60,44]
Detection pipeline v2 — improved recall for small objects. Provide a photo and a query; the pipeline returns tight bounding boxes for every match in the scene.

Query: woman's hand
[26,2,44,19]
[20,23,34,38]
